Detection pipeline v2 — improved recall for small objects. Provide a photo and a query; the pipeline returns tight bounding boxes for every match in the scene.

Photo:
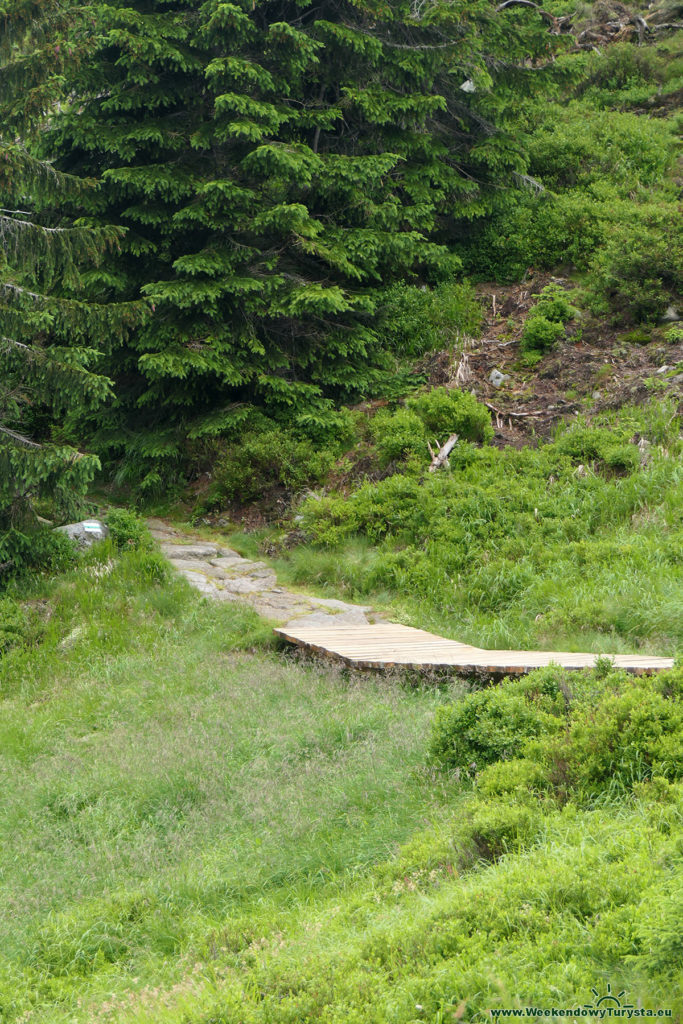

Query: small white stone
[489,369,510,388]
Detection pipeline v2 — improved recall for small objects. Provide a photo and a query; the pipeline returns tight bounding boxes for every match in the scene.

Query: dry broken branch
[428,433,459,472]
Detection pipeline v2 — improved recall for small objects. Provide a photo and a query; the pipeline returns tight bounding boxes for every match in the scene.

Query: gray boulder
[55,519,109,549]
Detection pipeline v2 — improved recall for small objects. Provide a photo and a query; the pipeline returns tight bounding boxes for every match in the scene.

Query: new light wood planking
[274,622,675,675]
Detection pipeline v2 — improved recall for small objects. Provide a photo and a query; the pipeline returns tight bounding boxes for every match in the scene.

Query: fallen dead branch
[427,433,459,471]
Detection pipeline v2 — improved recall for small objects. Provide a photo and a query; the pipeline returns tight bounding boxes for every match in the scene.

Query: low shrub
[531,678,683,802]
[433,666,683,812]
[532,284,578,325]
[429,671,567,773]
[586,215,683,323]
[105,509,151,551]
[579,43,662,98]
[554,425,635,469]
[460,799,542,862]
[520,284,577,356]
[209,427,337,505]
[369,408,427,466]
[406,387,494,444]
[664,324,683,345]
[377,281,482,359]
[476,757,548,797]
[520,315,566,356]
[0,526,76,583]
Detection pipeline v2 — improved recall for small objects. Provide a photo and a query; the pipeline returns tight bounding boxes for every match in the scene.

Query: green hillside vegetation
[0,534,681,1021]
[229,397,682,653]
[1,0,682,1019]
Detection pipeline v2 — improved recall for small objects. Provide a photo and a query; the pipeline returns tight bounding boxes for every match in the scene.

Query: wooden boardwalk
[274,623,675,676]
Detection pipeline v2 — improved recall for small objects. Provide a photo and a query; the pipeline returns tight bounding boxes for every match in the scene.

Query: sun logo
[585,985,634,1011]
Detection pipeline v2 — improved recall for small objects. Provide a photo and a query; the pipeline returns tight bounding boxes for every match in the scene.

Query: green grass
[0,535,681,1022]
[0,546,459,1022]
[262,403,683,656]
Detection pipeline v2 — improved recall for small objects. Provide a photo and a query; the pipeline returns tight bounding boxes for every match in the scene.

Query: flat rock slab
[151,523,378,626]
[160,543,224,560]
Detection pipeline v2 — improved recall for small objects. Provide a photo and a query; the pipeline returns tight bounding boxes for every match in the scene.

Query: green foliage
[0,1,148,570]
[406,387,494,444]
[290,401,682,650]
[367,389,494,470]
[376,281,482,359]
[17,0,562,481]
[432,663,683,806]
[586,215,683,323]
[369,408,427,467]
[578,43,663,100]
[460,798,542,862]
[459,64,681,326]
[623,327,652,346]
[531,283,578,324]
[429,669,567,773]
[208,427,337,505]
[554,425,638,471]
[0,595,25,654]
[520,314,566,356]
[0,525,76,583]
[520,284,577,356]
[104,508,150,550]
[664,324,683,345]
[530,674,683,801]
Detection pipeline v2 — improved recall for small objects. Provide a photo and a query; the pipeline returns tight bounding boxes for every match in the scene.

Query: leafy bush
[664,324,683,345]
[531,679,683,802]
[461,799,542,862]
[526,105,675,191]
[210,427,336,505]
[105,509,151,551]
[579,43,662,98]
[432,665,683,811]
[406,388,494,444]
[622,328,652,346]
[458,89,679,333]
[555,426,638,471]
[429,670,567,773]
[476,757,548,797]
[520,315,566,356]
[586,215,683,323]
[0,526,76,584]
[0,596,27,655]
[293,406,358,448]
[377,281,482,359]
[369,408,427,466]
[520,284,577,356]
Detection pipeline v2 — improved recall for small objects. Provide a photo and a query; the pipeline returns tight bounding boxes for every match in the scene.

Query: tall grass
[0,547,459,1021]
[276,404,682,654]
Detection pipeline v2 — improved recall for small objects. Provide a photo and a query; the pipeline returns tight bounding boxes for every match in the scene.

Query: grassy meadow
[0,545,461,1021]
[0,533,681,1022]
[230,402,683,656]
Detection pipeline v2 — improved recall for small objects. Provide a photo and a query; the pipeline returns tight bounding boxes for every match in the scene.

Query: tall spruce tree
[43,0,560,483]
[0,0,146,569]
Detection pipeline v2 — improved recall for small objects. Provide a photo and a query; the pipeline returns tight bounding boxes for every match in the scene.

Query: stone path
[147,519,384,627]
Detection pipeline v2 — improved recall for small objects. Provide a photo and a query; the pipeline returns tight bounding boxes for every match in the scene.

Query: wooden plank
[274,621,674,676]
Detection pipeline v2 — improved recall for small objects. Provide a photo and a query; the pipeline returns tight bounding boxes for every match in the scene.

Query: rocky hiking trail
[147,518,384,628]
[147,519,675,676]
